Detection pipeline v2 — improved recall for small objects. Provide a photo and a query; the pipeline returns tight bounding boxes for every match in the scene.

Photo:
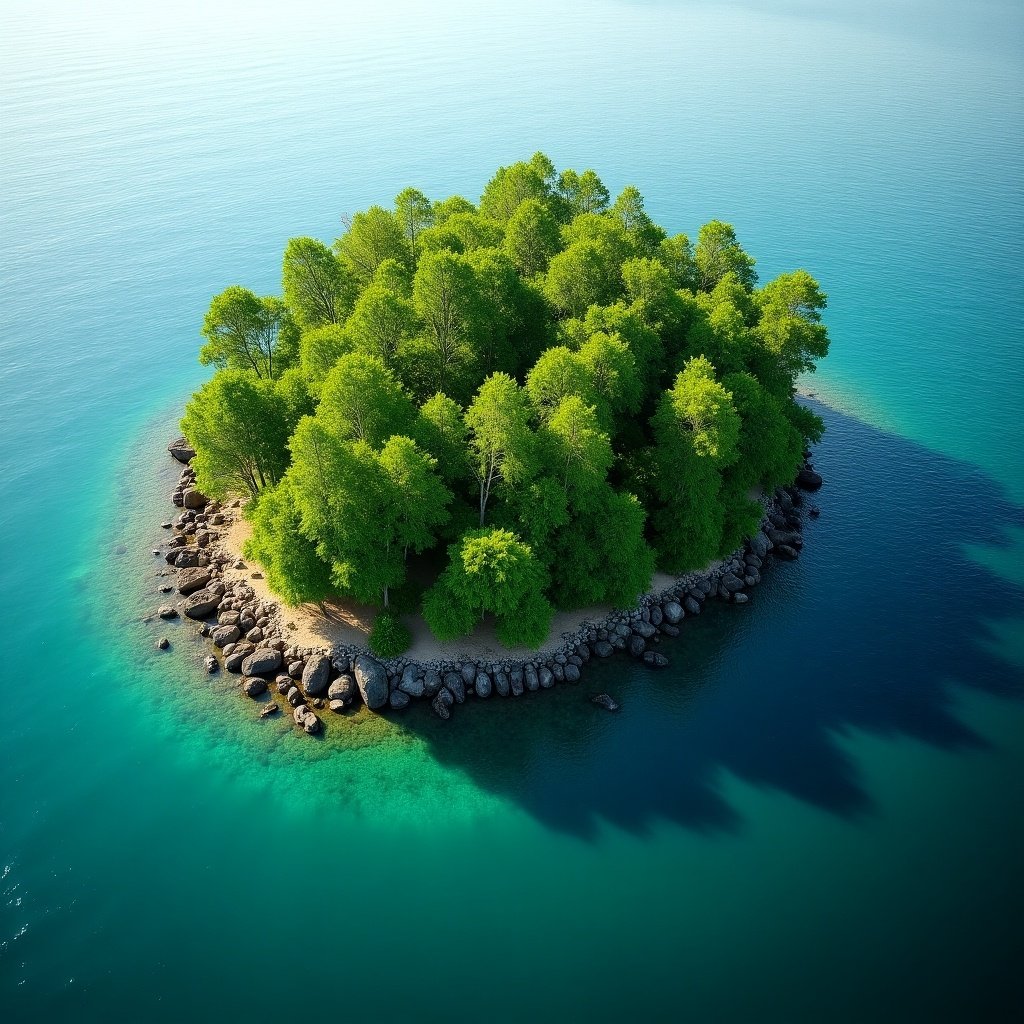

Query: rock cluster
[155,439,821,733]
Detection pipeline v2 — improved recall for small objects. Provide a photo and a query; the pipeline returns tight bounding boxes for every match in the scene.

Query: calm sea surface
[1,2,1022,1020]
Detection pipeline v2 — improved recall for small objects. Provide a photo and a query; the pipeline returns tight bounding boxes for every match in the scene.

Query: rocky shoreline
[151,436,822,735]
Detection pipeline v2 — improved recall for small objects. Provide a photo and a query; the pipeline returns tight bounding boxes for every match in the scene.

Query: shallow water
[2,2,1022,1021]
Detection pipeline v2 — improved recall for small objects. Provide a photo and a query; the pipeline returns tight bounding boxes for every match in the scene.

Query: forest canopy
[182,153,828,654]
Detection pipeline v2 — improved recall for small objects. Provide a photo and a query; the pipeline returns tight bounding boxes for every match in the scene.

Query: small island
[158,153,827,728]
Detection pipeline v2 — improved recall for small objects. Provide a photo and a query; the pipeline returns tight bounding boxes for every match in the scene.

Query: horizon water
[1,2,1023,1021]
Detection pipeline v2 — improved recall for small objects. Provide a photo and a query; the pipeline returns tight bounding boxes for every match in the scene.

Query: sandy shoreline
[221,509,680,661]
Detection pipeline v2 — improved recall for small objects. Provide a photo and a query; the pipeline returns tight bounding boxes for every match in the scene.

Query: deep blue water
[1,2,1022,1021]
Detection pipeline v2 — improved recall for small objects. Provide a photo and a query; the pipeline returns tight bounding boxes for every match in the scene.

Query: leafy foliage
[368,611,412,659]
[185,154,830,643]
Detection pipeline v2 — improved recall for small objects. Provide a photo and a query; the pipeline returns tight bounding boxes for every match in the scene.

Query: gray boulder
[628,635,646,658]
[177,567,212,596]
[302,653,332,696]
[328,675,357,703]
[475,672,492,698]
[354,654,389,710]
[592,640,614,658]
[399,665,425,698]
[721,573,744,593]
[510,668,525,696]
[224,642,255,673]
[157,605,178,619]
[460,662,477,687]
[662,601,684,624]
[242,676,267,698]
[683,595,702,616]
[563,662,581,683]
[183,588,220,619]
[749,531,770,559]
[241,648,282,676]
[182,488,208,510]
[423,669,443,697]
[633,620,657,638]
[444,671,466,704]
[538,666,554,689]
[796,467,823,491]
[643,651,669,668]
[293,705,321,734]
[525,666,540,691]
[211,624,241,648]
[167,437,196,464]
[494,671,510,697]
[733,592,749,604]
[389,689,410,710]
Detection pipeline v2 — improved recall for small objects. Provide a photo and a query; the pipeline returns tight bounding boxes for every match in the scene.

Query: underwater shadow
[397,401,1024,839]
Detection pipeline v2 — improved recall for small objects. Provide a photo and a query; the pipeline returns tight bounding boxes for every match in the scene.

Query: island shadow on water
[393,403,1024,839]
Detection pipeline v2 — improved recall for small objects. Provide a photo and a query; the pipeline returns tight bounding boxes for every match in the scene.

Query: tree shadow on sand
[394,401,1024,839]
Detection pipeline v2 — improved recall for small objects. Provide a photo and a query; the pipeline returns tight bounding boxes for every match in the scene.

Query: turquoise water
[2,2,1023,1020]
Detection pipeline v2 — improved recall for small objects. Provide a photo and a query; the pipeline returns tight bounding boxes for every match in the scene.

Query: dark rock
[577,643,591,662]
[183,588,220,619]
[474,672,492,698]
[423,669,443,697]
[217,610,241,627]
[288,660,304,679]
[389,689,411,710]
[593,640,614,658]
[156,637,169,650]
[775,544,799,560]
[287,686,304,707]
[293,705,321,734]
[683,595,701,616]
[328,675,357,703]
[628,635,646,658]
[525,666,540,692]
[633,620,657,638]
[733,592,749,604]
[259,703,279,718]
[224,642,255,673]
[796,467,823,491]
[510,668,525,696]
[564,663,581,683]
[432,691,452,719]
[242,676,267,698]
[460,662,477,687]
[494,671,510,697]
[168,437,196,463]
[649,606,663,627]
[241,648,282,676]
[662,601,683,624]
[749,531,770,559]
[399,665,425,698]
[660,623,680,637]
[591,693,620,712]
[182,487,208,510]
[538,667,554,689]
[721,573,744,593]
[354,654,389,710]
[302,653,332,696]
[211,624,241,648]
[245,627,263,644]
[204,655,218,673]
[551,663,564,682]
[444,671,466,704]
[157,605,178,619]
[643,651,669,668]
[329,699,347,714]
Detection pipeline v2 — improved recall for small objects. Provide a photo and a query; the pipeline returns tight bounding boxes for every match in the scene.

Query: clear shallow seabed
[1,2,1022,1021]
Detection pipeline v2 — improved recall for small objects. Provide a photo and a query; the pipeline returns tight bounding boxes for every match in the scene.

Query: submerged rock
[591,693,620,712]
[167,437,196,464]
[796,467,823,491]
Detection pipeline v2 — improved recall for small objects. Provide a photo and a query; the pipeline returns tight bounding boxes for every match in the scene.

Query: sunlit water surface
[1,2,1022,1020]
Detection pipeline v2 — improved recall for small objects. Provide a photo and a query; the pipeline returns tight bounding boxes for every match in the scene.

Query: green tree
[335,206,410,284]
[407,249,484,402]
[282,237,355,329]
[544,239,620,317]
[465,373,536,525]
[344,278,418,369]
[422,528,553,647]
[479,153,555,222]
[694,220,757,292]
[394,187,434,258]
[556,168,610,218]
[543,396,613,493]
[649,357,741,570]
[659,233,697,290]
[200,287,296,380]
[525,345,595,419]
[576,330,642,427]
[611,185,665,256]
[318,352,415,447]
[299,324,354,395]
[504,197,561,277]
[244,478,333,605]
[182,368,309,498]
[751,270,830,395]
[413,392,471,488]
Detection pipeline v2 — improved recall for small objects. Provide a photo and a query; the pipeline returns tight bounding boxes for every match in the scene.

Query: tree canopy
[183,154,829,653]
